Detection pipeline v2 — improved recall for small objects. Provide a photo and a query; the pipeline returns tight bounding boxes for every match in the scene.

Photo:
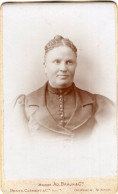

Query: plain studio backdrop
[2,2,117,179]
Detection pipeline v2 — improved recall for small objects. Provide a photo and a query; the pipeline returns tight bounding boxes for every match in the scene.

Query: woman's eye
[54,59,60,64]
[66,60,73,65]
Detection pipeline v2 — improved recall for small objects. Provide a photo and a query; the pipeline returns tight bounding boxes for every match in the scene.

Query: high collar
[27,82,94,107]
[47,82,75,95]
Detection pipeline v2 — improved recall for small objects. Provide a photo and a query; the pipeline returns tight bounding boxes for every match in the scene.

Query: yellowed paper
[1,1,118,194]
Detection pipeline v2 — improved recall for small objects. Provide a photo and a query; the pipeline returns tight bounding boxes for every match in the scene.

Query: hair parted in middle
[44,35,77,57]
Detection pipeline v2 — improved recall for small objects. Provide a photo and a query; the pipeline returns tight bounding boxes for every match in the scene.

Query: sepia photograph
[1,1,117,193]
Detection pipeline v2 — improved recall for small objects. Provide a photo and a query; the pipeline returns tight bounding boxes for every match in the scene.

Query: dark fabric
[46,82,76,126]
[24,82,95,135]
[15,82,115,136]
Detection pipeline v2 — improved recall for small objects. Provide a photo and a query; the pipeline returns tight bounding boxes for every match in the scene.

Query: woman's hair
[44,35,77,57]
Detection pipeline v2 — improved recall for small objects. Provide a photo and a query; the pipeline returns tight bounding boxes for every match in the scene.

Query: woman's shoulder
[94,93,115,111]
[93,94,116,124]
[14,83,46,106]
[75,86,116,121]
[14,94,26,106]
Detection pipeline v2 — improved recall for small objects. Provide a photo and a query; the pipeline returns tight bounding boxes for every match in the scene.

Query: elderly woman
[14,35,115,136]
[8,35,116,179]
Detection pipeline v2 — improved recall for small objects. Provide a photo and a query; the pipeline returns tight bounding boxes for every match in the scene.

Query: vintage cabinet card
[0,1,118,194]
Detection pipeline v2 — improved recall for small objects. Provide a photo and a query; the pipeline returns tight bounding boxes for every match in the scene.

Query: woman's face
[44,46,77,88]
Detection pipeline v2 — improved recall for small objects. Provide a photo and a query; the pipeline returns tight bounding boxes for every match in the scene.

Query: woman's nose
[59,62,67,71]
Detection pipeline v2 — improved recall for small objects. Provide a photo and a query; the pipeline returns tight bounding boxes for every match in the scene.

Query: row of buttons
[58,94,64,126]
